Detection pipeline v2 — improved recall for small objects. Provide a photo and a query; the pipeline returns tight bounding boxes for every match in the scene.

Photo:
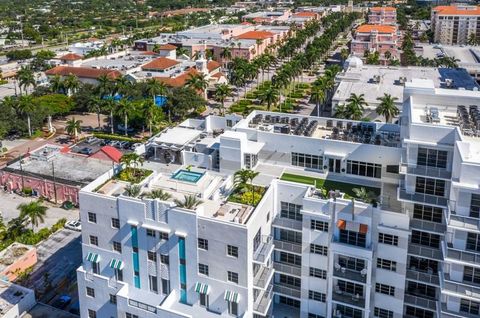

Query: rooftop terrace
[0,281,34,316]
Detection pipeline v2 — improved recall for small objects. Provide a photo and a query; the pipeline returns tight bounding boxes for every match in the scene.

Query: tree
[18,95,35,137]
[345,93,368,120]
[166,87,206,120]
[353,187,377,204]
[214,83,232,115]
[234,169,259,205]
[340,48,349,63]
[65,117,82,140]
[16,66,36,96]
[220,47,232,70]
[376,94,399,123]
[50,75,64,94]
[176,47,189,57]
[17,200,48,230]
[174,195,202,210]
[87,96,104,129]
[258,82,279,111]
[384,50,392,61]
[145,78,168,104]
[116,99,135,136]
[145,189,171,200]
[63,74,81,96]
[310,82,326,117]
[141,99,160,136]
[186,73,209,99]
[468,33,477,46]
[124,184,141,197]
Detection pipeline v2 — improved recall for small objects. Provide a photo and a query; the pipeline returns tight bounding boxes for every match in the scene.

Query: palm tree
[65,117,82,140]
[376,94,399,123]
[125,184,142,197]
[174,195,202,210]
[18,95,35,137]
[345,93,368,120]
[116,100,135,136]
[234,169,259,205]
[145,78,168,104]
[145,189,171,200]
[87,96,104,129]
[186,73,209,99]
[176,47,189,57]
[141,99,158,136]
[63,74,81,96]
[468,33,477,46]
[96,74,112,99]
[310,83,326,117]
[17,200,48,230]
[16,66,36,96]
[353,187,377,204]
[50,75,64,94]
[384,50,392,62]
[220,47,232,71]
[258,82,279,111]
[214,83,232,115]
[340,48,349,63]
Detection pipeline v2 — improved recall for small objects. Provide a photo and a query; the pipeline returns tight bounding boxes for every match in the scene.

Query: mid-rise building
[77,79,480,318]
[368,7,397,25]
[351,24,402,63]
[431,4,480,45]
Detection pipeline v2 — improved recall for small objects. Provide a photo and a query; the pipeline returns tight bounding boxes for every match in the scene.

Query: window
[311,220,329,232]
[115,268,123,282]
[228,301,238,316]
[88,309,96,318]
[227,245,238,258]
[159,231,169,240]
[280,202,303,221]
[292,152,323,170]
[308,290,326,302]
[338,256,365,271]
[149,275,158,293]
[200,292,209,308]
[411,230,440,248]
[407,282,436,299]
[464,266,480,284]
[339,229,366,247]
[89,235,98,246]
[471,194,480,218]
[377,258,397,272]
[113,241,122,253]
[279,229,302,243]
[160,254,169,265]
[378,233,398,246]
[413,204,443,223]
[375,283,395,296]
[467,232,480,251]
[386,165,399,174]
[147,251,157,262]
[374,307,393,318]
[338,280,364,296]
[310,244,328,255]
[460,298,480,315]
[126,314,139,318]
[408,256,438,273]
[92,261,99,274]
[308,314,324,318]
[417,148,447,168]
[88,212,97,223]
[279,295,300,308]
[415,177,445,197]
[346,160,382,178]
[279,251,302,266]
[111,218,120,229]
[199,263,209,276]
[198,238,208,250]
[309,267,327,279]
[86,286,95,297]
[279,274,301,287]
[161,279,170,295]
[227,271,238,284]
[146,229,156,237]
[336,304,362,318]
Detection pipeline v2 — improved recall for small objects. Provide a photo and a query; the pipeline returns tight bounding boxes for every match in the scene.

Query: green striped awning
[224,290,239,303]
[195,282,209,294]
[86,252,99,263]
[109,259,124,270]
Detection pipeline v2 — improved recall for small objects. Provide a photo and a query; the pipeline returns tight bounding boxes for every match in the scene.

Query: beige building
[431,4,480,45]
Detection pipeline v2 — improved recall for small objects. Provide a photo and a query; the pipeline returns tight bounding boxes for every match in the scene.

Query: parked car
[69,301,80,315]
[52,295,72,309]
[130,143,142,150]
[78,147,93,155]
[65,220,82,231]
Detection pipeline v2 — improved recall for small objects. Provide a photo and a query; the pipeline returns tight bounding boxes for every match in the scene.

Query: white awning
[141,223,171,234]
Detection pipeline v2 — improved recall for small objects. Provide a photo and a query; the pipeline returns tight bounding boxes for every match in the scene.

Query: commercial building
[351,24,402,63]
[431,4,480,45]
[368,7,397,25]
[77,79,480,318]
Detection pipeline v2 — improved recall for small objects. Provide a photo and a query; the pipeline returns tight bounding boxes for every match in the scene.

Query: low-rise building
[431,4,480,45]
[45,65,121,85]
[0,243,37,282]
[351,24,402,63]
[0,281,36,318]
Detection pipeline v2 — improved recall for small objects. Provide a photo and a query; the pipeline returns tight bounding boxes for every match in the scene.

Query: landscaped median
[280,173,381,198]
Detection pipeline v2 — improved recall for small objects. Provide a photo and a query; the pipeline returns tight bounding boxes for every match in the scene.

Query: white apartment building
[431,4,480,45]
[77,79,480,318]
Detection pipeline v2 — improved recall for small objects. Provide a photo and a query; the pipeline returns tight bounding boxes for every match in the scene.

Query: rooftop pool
[171,170,204,183]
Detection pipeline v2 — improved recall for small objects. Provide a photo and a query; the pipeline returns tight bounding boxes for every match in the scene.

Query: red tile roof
[433,5,480,15]
[356,24,396,34]
[154,68,199,87]
[207,60,221,72]
[370,7,396,12]
[45,66,121,79]
[293,12,317,17]
[211,72,225,79]
[142,57,180,70]
[60,53,83,61]
[236,30,274,40]
[99,146,122,163]
[141,51,157,56]
[159,44,177,51]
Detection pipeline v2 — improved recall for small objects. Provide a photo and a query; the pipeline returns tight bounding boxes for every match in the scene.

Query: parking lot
[71,136,142,156]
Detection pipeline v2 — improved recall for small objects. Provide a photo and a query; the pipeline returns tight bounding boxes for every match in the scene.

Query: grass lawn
[280,173,381,198]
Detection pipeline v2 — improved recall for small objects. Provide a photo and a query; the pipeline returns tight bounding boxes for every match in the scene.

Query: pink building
[368,7,397,25]
[351,24,402,63]
[0,243,37,282]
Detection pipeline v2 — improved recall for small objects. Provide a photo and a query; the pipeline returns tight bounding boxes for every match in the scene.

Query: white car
[65,220,82,231]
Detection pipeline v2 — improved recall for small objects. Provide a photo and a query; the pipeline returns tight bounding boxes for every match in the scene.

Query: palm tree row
[335,93,399,123]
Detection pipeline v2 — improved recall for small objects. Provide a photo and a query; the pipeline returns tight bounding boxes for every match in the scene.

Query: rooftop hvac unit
[398,76,407,85]
[372,75,380,83]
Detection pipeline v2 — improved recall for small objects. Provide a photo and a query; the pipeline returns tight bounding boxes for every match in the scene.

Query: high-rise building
[431,4,480,45]
[77,79,480,318]
[351,24,402,63]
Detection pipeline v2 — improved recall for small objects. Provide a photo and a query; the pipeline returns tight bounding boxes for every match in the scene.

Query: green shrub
[52,218,67,232]
[92,133,142,142]
[22,187,33,195]
[240,191,263,206]
[115,167,153,183]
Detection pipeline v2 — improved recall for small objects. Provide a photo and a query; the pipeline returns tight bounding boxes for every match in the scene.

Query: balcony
[449,213,480,232]
[409,218,447,234]
[404,294,437,311]
[332,291,365,308]
[408,244,443,261]
[443,274,480,299]
[253,235,274,264]
[442,302,480,318]
[273,262,302,277]
[445,245,480,265]
[406,166,452,179]
[253,284,273,316]
[253,265,274,290]
[398,188,448,207]
[406,269,440,286]
[333,267,367,284]
[273,239,302,254]
[272,216,302,231]
[273,284,301,299]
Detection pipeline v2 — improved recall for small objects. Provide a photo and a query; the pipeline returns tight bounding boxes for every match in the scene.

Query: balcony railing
[398,188,448,207]
[409,218,447,233]
[406,269,440,286]
[253,265,274,289]
[273,239,302,254]
[273,284,301,299]
[449,213,480,231]
[445,246,480,264]
[441,302,480,318]
[332,291,366,308]
[404,294,437,311]
[253,235,274,264]
[272,216,303,231]
[443,275,480,298]
[333,267,367,284]
[406,166,452,179]
[253,284,273,315]
[408,244,443,260]
[273,262,302,277]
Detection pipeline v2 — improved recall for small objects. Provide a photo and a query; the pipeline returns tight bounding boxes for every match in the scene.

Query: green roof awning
[195,282,209,294]
[86,252,99,263]
[224,290,239,303]
[109,258,124,270]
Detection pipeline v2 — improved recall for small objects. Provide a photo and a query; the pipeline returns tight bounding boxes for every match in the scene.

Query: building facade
[368,7,397,25]
[77,80,480,318]
[432,5,480,45]
[351,24,402,63]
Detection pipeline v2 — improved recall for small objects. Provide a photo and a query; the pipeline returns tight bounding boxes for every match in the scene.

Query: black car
[52,295,72,309]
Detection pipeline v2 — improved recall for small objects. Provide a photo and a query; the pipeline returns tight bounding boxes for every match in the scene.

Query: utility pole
[51,161,57,204]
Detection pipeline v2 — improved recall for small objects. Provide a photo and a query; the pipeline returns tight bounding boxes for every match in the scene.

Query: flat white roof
[154,127,202,147]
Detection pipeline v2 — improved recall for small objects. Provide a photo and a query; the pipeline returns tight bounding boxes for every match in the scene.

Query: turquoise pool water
[172,170,204,183]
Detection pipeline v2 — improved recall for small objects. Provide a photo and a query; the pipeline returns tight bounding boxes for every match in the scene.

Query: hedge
[92,132,143,142]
